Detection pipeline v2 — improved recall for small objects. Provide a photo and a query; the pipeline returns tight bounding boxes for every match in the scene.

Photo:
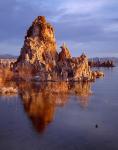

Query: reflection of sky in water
[0,68,118,150]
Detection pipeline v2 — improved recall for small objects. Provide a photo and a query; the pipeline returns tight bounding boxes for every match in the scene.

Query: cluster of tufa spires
[13,16,104,82]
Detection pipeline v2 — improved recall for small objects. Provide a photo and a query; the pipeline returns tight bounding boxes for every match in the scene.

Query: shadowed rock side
[13,16,104,82]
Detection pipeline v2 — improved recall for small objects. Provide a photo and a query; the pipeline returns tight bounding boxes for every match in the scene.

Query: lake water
[0,67,118,150]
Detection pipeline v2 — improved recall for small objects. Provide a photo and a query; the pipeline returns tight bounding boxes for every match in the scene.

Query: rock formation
[59,43,71,61]
[13,16,104,82]
[0,59,16,69]
[89,59,115,67]
[14,16,57,72]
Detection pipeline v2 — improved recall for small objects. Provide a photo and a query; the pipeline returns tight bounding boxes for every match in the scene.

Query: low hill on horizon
[0,54,17,59]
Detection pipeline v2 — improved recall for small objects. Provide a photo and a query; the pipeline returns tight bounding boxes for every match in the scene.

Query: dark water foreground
[0,67,118,150]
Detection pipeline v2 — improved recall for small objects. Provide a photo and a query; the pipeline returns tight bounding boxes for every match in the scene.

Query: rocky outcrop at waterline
[89,59,115,67]
[0,87,18,96]
[0,59,16,69]
[13,16,104,82]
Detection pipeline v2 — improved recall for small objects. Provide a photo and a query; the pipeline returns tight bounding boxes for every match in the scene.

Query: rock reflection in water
[18,82,92,133]
[73,82,92,108]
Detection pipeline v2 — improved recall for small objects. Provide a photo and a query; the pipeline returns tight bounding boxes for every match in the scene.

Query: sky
[0,0,118,57]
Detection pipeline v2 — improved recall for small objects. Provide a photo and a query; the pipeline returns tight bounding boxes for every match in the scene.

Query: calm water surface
[0,67,118,150]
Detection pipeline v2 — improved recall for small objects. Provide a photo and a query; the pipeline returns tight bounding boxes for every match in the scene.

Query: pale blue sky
[0,0,118,57]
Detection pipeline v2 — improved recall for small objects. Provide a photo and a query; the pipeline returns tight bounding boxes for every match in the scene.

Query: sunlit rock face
[59,43,71,61]
[13,16,104,81]
[0,59,16,69]
[73,54,92,81]
[14,16,57,71]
